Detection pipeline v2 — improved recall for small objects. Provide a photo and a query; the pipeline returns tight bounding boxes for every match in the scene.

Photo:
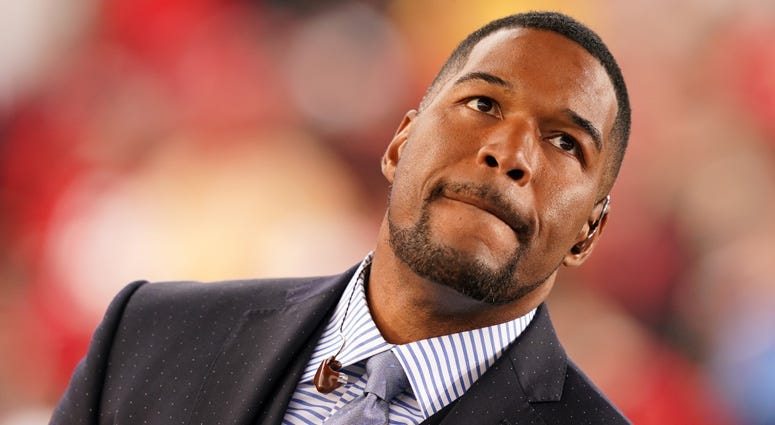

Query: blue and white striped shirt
[282,253,536,424]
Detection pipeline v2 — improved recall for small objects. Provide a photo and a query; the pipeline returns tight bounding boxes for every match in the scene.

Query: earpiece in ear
[571,243,583,255]
[571,195,610,255]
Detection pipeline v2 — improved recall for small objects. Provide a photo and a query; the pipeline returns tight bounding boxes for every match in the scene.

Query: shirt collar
[303,253,536,418]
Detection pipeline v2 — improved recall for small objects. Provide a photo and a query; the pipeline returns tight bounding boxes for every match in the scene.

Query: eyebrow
[453,71,513,89]
[564,108,602,152]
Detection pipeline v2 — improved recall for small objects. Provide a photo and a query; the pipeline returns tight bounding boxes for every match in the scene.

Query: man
[52,11,631,425]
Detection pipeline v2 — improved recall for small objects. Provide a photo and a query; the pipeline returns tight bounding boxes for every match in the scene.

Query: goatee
[387,182,547,305]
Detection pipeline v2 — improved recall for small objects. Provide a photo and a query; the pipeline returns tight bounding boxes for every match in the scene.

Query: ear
[563,197,610,267]
[381,110,417,183]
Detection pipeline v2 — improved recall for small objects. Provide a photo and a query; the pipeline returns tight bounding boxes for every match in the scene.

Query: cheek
[516,192,590,277]
[539,185,591,245]
[391,121,462,195]
[388,151,432,221]
[414,109,477,158]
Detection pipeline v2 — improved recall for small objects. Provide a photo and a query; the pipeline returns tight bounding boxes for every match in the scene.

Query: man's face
[383,28,618,305]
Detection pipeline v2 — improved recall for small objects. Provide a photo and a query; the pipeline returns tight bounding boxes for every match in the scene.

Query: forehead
[447,27,617,147]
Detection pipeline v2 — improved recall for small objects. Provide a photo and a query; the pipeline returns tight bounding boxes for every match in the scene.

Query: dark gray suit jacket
[51,265,630,424]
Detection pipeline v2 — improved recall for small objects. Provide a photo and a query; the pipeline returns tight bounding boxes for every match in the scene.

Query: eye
[546,134,582,158]
[464,96,501,118]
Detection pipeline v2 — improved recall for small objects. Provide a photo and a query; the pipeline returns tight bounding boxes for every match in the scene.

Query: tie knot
[364,350,409,402]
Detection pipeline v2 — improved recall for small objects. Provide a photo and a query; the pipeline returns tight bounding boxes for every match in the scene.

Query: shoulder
[51,266,358,423]
[113,268,356,328]
[127,263,361,310]
[128,273,342,310]
[84,267,358,359]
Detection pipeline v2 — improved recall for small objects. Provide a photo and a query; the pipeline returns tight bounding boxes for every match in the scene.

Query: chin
[389,217,516,305]
[387,194,562,305]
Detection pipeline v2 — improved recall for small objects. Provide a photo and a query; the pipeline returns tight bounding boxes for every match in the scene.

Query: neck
[368,221,553,344]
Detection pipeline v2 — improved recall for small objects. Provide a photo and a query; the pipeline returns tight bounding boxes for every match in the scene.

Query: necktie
[325,350,409,425]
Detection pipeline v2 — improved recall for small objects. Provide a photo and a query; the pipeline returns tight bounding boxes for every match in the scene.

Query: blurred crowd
[1,0,774,424]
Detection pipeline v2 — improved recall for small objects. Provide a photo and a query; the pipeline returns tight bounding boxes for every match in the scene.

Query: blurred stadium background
[1,0,774,423]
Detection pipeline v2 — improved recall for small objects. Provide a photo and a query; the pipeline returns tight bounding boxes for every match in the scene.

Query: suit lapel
[187,267,356,425]
[429,304,566,425]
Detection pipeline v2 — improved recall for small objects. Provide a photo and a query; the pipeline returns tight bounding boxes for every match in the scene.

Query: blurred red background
[1,1,774,423]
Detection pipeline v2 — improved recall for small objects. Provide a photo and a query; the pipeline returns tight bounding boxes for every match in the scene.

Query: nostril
[483,155,526,181]
[507,169,525,180]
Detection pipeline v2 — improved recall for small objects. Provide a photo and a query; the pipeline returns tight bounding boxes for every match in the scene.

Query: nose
[476,122,536,185]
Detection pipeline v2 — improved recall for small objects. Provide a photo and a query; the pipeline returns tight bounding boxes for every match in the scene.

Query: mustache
[426,181,533,243]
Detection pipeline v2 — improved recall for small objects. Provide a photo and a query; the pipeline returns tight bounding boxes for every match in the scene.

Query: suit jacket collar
[509,303,567,402]
[187,265,357,425]
[427,303,567,425]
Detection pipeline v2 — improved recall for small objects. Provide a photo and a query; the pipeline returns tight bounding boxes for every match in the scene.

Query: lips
[433,182,532,241]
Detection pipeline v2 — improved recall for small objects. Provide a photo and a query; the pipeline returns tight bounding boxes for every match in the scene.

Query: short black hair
[420,11,631,190]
